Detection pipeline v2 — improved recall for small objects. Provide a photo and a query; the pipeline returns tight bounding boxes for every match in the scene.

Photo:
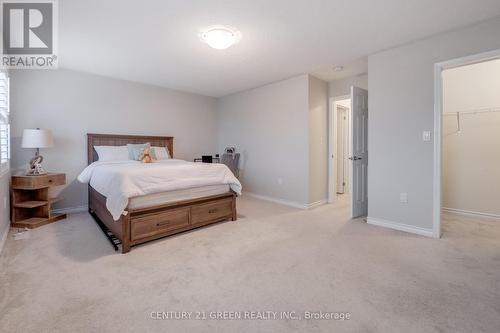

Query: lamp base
[26,155,47,176]
[26,169,47,176]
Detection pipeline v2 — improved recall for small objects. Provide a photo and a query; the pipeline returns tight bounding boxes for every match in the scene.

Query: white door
[350,86,368,218]
[336,107,346,194]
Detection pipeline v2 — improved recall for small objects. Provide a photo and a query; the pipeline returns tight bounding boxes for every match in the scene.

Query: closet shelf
[444,106,500,134]
[444,106,500,116]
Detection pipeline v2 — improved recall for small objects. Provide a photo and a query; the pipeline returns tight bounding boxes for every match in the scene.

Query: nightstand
[11,173,67,229]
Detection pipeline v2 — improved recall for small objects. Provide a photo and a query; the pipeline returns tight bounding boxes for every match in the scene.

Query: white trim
[0,168,9,179]
[0,225,8,256]
[433,48,500,240]
[306,199,328,209]
[433,62,443,239]
[328,98,335,203]
[442,207,500,220]
[367,217,434,238]
[245,192,305,209]
[52,205,88,215]
[244,192,326,210]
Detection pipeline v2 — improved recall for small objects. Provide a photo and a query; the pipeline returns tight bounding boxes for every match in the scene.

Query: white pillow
[94,146,130,161]
[152,146,171,160]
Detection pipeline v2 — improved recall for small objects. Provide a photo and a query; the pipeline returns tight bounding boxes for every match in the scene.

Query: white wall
[368,17,500,231]
[217,74,328,206]
[328,74,368,99]
[442,59,500,216]
[10,69,218,211]
[217,75,310,205]
[308,75,328,204]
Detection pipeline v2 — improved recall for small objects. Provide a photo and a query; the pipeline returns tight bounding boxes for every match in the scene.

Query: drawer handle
[208,209,217,214]
[156,220,170,227]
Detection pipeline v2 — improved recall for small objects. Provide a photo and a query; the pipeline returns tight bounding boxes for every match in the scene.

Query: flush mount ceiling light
[333,66,344,72]
[199,25,241,50]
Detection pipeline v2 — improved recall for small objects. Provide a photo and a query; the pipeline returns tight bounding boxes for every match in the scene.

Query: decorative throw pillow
[151,146,171,160]
[127,143,151,160]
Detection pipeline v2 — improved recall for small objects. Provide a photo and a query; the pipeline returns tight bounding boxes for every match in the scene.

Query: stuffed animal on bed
[138,147,154,163]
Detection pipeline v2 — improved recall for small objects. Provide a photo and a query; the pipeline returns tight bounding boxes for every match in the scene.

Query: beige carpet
[1,195,499,333]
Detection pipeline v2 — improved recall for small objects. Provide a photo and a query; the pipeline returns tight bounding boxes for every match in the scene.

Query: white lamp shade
[22,129,54,148]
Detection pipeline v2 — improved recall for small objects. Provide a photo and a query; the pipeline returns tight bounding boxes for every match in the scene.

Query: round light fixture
[199,25,241,50]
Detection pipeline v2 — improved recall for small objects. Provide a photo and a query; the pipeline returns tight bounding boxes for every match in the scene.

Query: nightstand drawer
[12,173,66,189]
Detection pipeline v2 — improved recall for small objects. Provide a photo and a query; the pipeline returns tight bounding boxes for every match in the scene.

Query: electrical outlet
[277,178,283,185]
[400,192,408,203]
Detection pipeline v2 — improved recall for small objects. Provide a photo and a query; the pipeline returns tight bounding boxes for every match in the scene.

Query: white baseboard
[367,217,434,238]
[0,220,10,254]
[244,192,327,210]
[0,225,8,256]
[305,199,328,209]
[245,192,306,209]
[442,207,500,220]
[52,205,88,215]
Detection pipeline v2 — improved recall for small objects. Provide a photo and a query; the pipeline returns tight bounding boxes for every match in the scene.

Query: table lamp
[21,128,54,175]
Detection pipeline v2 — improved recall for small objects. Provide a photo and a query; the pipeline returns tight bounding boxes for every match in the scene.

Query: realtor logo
[0,0,58,68]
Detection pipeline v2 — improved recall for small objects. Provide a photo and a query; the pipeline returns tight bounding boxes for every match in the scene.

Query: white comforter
[77,159,242,221]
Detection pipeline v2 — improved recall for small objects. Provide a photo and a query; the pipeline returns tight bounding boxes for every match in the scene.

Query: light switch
[422,131,432,142]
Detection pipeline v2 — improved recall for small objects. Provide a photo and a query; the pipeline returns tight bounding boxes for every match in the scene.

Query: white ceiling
[59,0,500,97]
[312,57,368,82]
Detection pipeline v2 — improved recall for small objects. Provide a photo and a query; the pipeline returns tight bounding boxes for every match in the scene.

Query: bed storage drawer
[131,208,189,241]
[190,199,233,226]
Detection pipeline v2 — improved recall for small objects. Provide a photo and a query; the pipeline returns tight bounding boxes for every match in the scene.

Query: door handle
[349,156,362,161]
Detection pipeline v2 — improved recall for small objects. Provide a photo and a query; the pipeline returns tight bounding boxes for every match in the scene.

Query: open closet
[441,58,500,224]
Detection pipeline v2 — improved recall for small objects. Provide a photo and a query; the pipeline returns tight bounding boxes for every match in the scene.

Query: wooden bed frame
[87,133,237,253]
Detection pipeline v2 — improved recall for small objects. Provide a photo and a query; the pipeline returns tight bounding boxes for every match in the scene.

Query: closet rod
[443,106,500,116]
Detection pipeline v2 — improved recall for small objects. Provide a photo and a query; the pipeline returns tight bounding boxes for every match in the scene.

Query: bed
[84,133,239,253]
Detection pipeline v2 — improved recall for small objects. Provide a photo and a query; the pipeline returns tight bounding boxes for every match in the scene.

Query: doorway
[433,49,500,238]
[328,86,368,218]
[335,100,351,195]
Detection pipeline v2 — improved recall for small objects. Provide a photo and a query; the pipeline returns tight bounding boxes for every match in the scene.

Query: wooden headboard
[87,133,174,164]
